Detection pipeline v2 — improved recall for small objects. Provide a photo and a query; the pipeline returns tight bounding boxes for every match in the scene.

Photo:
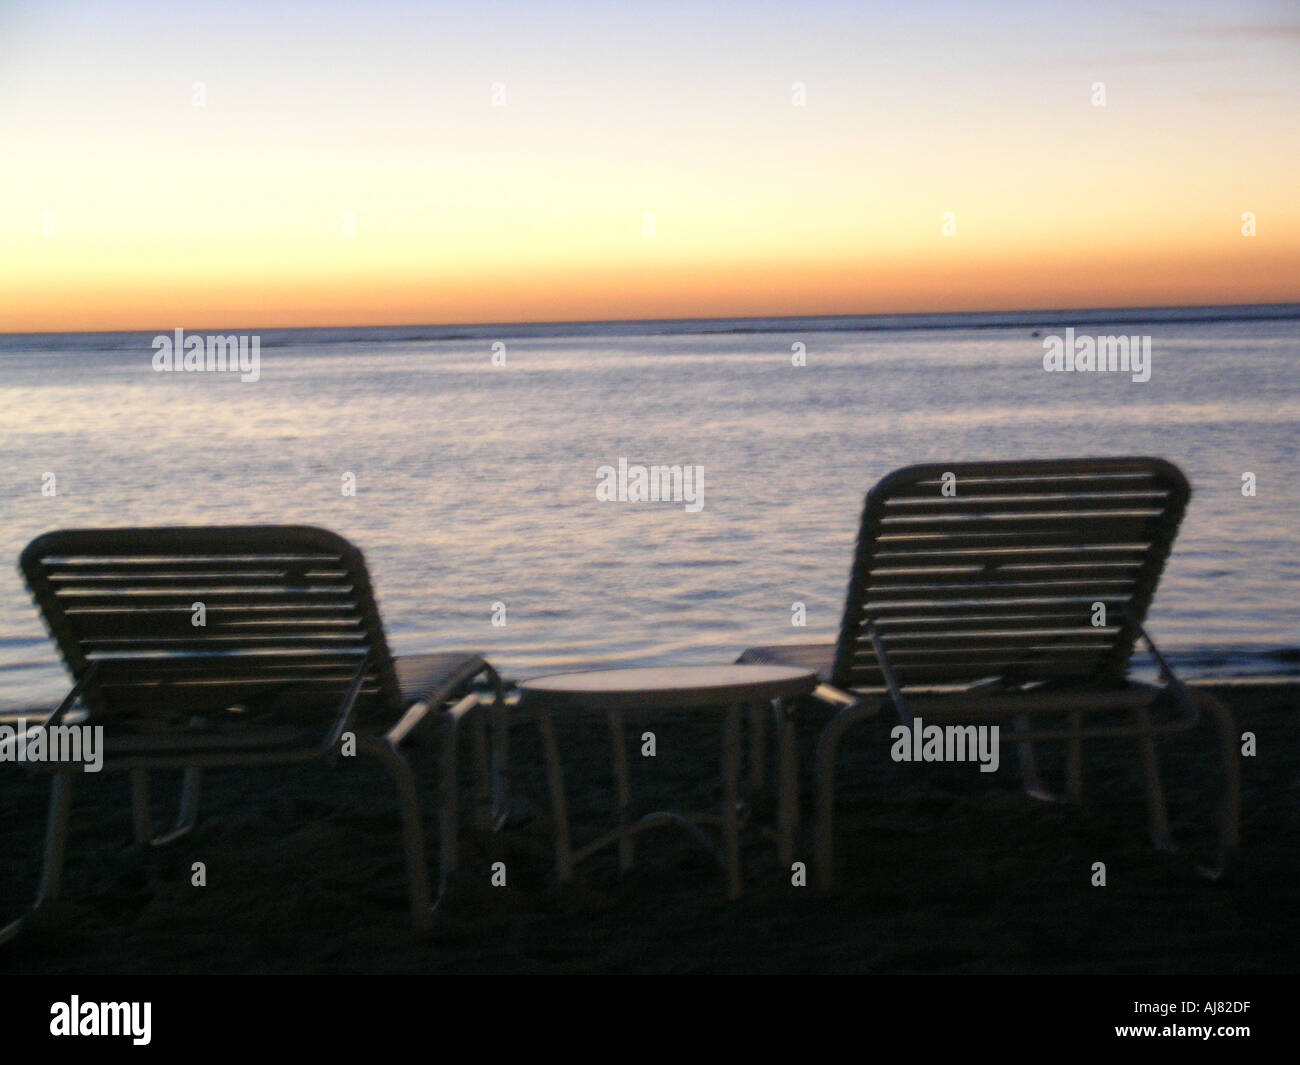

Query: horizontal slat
[66,603,363,617]
[871,614,1119,634]
[885,473,1166,499]
[40,554,344,570]
[98,671,380,687]
[867,564,1141,585]
[841,659,1113,683]
[95,681,383,715]
[93,682,366,704]
[67,611,364,640]
[863,580,1134,603]
[92,652,369,673]
[92,664,372,694]
[55,591,358,609]
[870,546,1150,567]
[876,529,1154,549]
[98,678,380,693]
[82,635,372,653]
[859,648,1110,666]
[867,600,1130,618]
[48,571,350,587]
[882,492,1170,515]
[872,634,1117,653]
[877,513,1163,536]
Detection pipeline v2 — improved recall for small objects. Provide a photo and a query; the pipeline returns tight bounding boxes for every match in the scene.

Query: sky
[1,0,1297,332]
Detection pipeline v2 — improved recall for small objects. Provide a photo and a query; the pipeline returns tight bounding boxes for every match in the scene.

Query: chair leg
[1134,706,1174,852]
[176,769,202,836]
[1019,714,1084,804]
[0,914,23,945]
[131,768,203,847]
[774,698,798,869]
[35,770,76,908]
[721,704,743,900]
[154,769,202,846]
[436,718,460,895]
[1196,690,1241,879]
[607,709,634,873]
[489,691,512,828]
[0,772,74,946]
[812,701,878,890]
[358,736,433,931]
[469,708,493,833]
[532,704,573,884]
[1065,711,1084,803]
[1016,716,1051,801]
[131,770,153,844]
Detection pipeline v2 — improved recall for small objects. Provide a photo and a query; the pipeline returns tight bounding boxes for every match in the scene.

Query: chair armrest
[51,661,99,725]
[1134,620,1180,684]
[1134,621,1198,725]
[385,700,435,748]
[866,621,913,725]
[386,689,482,746]
[811,682,873,716]
[0,662,102,759]
[318,656,371,756]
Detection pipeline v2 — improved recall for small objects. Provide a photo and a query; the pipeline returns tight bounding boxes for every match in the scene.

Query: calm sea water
[1,307,1297,710]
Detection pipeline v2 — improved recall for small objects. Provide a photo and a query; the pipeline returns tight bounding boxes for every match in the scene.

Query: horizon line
[4,298,1298,339]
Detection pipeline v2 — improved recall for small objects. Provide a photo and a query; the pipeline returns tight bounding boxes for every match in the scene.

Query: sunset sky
[2,0,1297,332]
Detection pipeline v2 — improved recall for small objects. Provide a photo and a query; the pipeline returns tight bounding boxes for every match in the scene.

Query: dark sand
[2,682,1296,974]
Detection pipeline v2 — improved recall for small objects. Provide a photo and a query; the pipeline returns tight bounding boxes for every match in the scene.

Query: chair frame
[774,458,1239,887]
[2,525,507,942]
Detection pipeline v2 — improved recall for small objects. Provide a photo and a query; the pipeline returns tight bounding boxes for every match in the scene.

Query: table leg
[748,702,765,795]
[722,704,743,899]
[775,697,797,869]
[608,709,634,872]
[490,695,511,827]
[532,703,573,884]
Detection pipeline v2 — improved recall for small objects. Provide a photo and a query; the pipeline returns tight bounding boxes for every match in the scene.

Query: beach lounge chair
[2,525,505,941]
[738,457,1240,887]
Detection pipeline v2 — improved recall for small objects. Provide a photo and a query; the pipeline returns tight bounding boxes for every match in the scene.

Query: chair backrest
[830,457,1190,691]
[20,526,403,719]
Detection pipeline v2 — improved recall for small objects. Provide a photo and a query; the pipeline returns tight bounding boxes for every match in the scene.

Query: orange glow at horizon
[8,243,1300,334]
[2,1,1297,333]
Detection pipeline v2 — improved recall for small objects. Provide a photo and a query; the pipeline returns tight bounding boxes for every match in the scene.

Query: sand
[1,682,1296,974]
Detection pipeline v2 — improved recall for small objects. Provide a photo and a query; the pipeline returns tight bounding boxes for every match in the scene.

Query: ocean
[1,306,1297,710]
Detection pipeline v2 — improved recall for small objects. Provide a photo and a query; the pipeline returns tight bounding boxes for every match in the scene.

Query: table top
[518,664,818,711]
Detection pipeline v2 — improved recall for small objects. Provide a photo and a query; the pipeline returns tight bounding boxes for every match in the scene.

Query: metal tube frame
[811,620,1242,889]
[2,657,503,941]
